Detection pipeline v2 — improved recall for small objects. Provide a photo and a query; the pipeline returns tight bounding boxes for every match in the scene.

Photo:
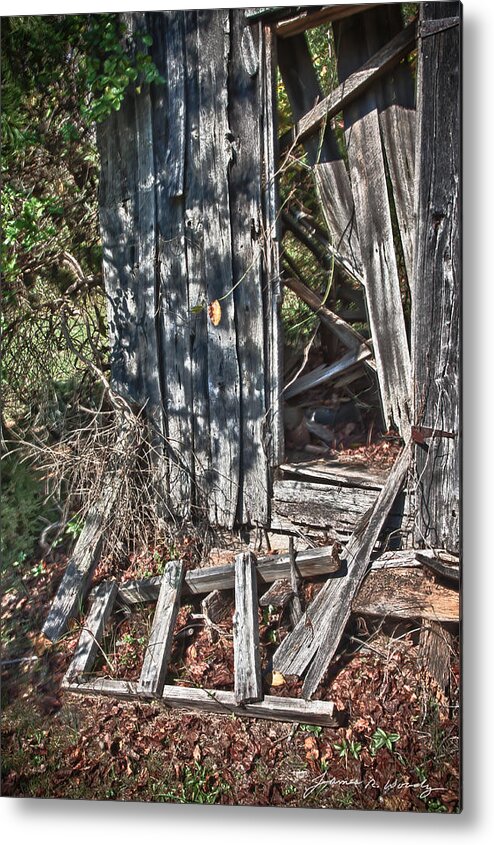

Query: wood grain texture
[115,544,341,605]
[198,10,241,527]
[233,552,262,704]
[334,10,412,437]
[353,566,459,622]
[272,439,412,696]
[63,679,342,726]
[63,582,119,684]
[411,2,461,553]
[138,560,185,697]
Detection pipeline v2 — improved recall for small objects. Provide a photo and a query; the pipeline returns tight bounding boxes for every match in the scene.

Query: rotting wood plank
[259,579,294,609]
[137,560,185,697]
[198,10,241,527]
[272,439,412,697]
[43,421,140,642]
[352,566,459,623]
[334,10,412,438]
[63,678,343,726]
[233,552,262,704]
[114,544,342,605]
[283,344,373,400]
[279,20,416,154]
[411,2,461,553]
[279,461,387,489]
[419,621,453,695]
[151,11,193,517]
[229,13,269,525]
[63,582,119,684]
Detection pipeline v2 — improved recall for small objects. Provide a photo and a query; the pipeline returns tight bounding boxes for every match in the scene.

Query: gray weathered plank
[63,581,119,684]
[283,344,373,400]
[419,621,454,695]
[43,421,139,642]
[233,552,262,704]
[262,23,284,470]
[272,439,412,696]
[198,10,241,527]
[229,14,269,525]
[411,2,461,553]
[279,20,416,154]
[152,11,193,517]
[275,5,379,38]
[183,11,211,513]
[137,560,185,697]
[278,32,362,277]
[334,10,412,437]
[279,461,387,489]
[114,544,341,605]
[62,678,342,727]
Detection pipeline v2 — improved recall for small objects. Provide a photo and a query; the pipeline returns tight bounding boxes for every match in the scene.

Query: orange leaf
[208,299,222,326]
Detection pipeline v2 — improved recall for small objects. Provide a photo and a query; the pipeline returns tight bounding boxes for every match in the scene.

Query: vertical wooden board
[98,93,140,403]
[334,10,412,437]
[277,32,362,277]
[151,11,193,517]
[197,10,241,528]
[412,3,461,553]
[138,560,185,697]
[361,5,417,288]
[233,552,262,704]
[228,13,269,525]
[184,11,211,514]
[64,582,119,683]
[261,24,284,471]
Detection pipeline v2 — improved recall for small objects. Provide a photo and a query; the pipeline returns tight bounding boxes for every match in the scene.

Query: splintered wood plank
[279,21,416,153]
[229,13,269,525]
[197,10,241,527]
[272,439,412,697]
[151,11,193,517]
[63,679,342,727]
[276,5,379,38]
[43,422,139,642]
[233,553,262,704]
[412,2,461,553]
[64,582,119,684]
[283,275,367,352]
[283,344,373,400]
[334,10,412,437]
[259,580,294,609]
[352,567,459,622]
[137,560,185,697]
[115,544,341,605]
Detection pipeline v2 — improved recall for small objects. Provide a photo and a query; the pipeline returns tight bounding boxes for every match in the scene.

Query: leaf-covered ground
[1,531,460,812]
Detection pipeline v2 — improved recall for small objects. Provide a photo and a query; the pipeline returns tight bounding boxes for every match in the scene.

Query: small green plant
[152,763,229,805]
[299,724,323,737]
[427,798,448,813]
[369,727,400,756]
[64,515,85,540]
[333,738,362,761]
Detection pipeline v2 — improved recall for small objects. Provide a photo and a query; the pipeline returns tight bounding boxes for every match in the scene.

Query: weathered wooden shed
[98,2,460,557]
[45,5,460,714]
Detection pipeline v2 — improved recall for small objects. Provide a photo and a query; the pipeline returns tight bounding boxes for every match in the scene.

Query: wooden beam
[283,273,368,352]
[137,561,185,697]
[279,21,417,152]
[62,678,343,727]
[272,439,412,696]
[233,553,262,704]
[352,566,459,623]
[42,420,140,642]
[114,543,341,605]
[63,581,119,684]
[411,2,461,552]
[275,5,379,38]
